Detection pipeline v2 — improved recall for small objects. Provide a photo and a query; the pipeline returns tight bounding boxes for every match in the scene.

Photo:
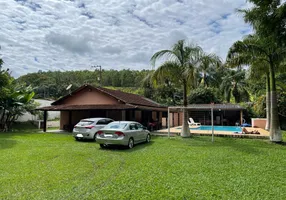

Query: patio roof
[51,84,165,108]
[37,84,168,112]
[169,104,245,111]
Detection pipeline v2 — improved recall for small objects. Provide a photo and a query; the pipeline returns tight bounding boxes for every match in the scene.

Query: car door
[136,123,146,141]
[129,123,139,143]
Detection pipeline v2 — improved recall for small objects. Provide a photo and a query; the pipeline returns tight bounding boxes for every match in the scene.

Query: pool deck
[153,126,269,139]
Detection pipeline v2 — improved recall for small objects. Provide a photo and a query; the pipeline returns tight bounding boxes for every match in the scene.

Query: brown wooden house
[38,84,167,132]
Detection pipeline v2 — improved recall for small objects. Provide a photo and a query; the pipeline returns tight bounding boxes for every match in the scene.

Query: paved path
[153,126,269,139]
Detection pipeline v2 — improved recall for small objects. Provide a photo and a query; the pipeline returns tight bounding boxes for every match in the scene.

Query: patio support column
[240,110,243,125]
[132,110,135,121]
[168,107,170,138]
[43,110,47,132]
[69,111,72,132]
[156,111,159,130]
[122,110,126,120]
[211,106,214,143]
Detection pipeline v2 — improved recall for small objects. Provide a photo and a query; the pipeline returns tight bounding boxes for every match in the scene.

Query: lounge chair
[242,128,260,134]
[188,118,201,126]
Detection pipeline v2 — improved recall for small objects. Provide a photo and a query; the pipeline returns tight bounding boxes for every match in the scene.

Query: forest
[15,66,286,130]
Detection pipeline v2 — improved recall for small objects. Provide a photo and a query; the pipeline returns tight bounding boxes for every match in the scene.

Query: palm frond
[151,61,180,86]
[150,50,176,67]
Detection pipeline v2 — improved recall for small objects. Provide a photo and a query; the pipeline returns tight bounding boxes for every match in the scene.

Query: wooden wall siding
[135,111,141,122]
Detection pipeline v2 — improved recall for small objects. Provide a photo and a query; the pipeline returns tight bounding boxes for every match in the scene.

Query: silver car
[73,118,114,141]
[96,121,151,149]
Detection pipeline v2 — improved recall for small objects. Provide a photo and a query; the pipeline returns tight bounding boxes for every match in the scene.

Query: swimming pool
[178,126,242,132]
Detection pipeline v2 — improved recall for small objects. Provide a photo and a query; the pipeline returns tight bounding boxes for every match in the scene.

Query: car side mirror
[143,126,147,130]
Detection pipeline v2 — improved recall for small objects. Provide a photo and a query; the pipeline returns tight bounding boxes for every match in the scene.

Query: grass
[1,131,286,200]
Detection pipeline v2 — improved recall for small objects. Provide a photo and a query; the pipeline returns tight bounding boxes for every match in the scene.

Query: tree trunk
[232,84,240,103]
[181,81,190,137]
[201,72,206,87]
[269,63,282,142]
[0,108,6,123]
[265,74,270,130]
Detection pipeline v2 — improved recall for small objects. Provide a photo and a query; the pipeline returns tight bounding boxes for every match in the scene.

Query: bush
[189,87,221,104]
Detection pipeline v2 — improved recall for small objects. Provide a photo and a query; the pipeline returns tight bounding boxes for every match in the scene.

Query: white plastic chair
[188,118,201,126]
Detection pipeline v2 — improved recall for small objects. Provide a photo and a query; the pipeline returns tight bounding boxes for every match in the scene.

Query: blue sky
[0,0,251,77]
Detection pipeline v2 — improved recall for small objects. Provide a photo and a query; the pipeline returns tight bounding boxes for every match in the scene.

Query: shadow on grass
[0,138,17,150]
[0,132,20,150]
[98,141,154,152]
[274,141,286,146]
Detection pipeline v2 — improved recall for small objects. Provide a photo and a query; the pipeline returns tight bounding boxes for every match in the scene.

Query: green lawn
[1,131,286,200]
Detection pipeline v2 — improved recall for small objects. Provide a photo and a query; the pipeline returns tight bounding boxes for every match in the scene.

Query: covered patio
[154,104,270,139]
[164,104,247,128]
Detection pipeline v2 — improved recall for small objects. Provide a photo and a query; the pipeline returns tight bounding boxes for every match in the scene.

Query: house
[38,84,167,132]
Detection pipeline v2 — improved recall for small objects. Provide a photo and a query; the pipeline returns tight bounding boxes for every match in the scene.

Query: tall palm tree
[226,48,271,130]
[150,40,203,137]
[198,53,222,87]
[227,35,285,142]
[247,61,271,130]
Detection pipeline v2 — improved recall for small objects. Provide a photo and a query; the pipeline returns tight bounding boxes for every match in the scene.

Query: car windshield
[77,120,94,126]
[105,122,128,129]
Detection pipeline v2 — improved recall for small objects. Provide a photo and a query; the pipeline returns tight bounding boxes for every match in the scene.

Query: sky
[0,0,252,78]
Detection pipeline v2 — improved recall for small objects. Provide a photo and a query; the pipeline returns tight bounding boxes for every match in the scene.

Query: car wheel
[100,144,106,148]
[128,138,134,149]
[146,134,151,143]
[75,137,80,141]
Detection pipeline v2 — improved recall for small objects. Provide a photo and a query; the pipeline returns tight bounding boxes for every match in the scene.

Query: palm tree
[150,40,204,137]
[239,0,286,47]
[227,35,285,142]
[226,46,271,130]
[247,61,271,130]
[220,69,249,103]
[198,53,222,87]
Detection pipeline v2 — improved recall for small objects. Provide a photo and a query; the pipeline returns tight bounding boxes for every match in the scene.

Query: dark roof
[37,85,167,111]
[52,84,165,108]
[96,87,163,108]
[169,104,245,111]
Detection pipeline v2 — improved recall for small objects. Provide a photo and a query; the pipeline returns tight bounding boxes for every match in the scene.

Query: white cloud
[0,0,251,77]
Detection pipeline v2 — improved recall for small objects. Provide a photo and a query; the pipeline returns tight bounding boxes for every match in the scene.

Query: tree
[248,61,271,130]
[220,69,249,103]
[150,40,204,137]
[189,87,220,104]
[198,53,221,87]
[240,1,286,46]
[0,56,36,131]
[227,35,285,142]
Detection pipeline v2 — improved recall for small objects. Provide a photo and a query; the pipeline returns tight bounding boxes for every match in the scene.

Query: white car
[73,118,114,141]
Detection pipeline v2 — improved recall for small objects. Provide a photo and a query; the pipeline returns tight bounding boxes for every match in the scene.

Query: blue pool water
[178,126,242,132]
